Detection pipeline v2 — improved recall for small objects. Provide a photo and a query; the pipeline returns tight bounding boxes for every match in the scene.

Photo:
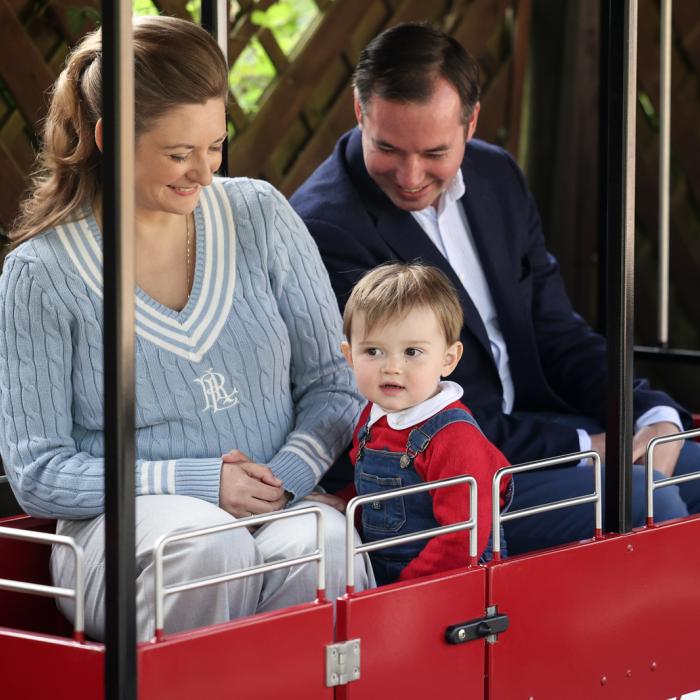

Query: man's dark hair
[353,22,481,124]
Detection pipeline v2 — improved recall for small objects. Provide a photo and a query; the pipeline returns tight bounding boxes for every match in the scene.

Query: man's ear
[94,118,104,153]
[442,341,463,377]
[353,89,364,129]
[341,341,354,368]
[465,102,481,142]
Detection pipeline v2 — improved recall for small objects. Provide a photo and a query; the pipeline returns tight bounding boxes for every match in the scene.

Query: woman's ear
[94,118,104,153]
[442,341,463,377]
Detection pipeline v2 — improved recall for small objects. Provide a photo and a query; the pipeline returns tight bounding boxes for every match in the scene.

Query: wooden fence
[0,0,530,231]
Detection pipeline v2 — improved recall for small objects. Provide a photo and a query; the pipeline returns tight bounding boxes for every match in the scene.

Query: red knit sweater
[350,400,511,581]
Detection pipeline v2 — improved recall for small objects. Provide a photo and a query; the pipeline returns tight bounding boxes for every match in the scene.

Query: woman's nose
[188,154,213,186]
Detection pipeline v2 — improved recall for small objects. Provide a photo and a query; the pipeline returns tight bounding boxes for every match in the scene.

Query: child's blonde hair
[343,262,464,344]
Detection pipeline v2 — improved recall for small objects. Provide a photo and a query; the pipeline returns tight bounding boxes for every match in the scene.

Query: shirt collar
[424,169,466,218]
[368,381,464,430]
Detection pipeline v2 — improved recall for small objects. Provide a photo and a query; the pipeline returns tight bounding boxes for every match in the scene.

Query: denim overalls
[355,407,507,586]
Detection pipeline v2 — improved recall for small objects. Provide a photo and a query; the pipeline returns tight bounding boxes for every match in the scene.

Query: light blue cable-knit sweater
[0,177,362,519]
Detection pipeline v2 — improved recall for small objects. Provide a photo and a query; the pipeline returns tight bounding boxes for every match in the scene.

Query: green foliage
[133,0,159,17]
[230,37,276,114]
[65,0,319,117]
[231,0,319,114]
[251,0,318,55]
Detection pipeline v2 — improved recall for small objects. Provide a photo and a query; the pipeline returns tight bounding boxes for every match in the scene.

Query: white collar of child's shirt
[368,381,464,430]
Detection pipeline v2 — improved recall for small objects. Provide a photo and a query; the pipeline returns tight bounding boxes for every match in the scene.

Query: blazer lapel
[460,153,534,391]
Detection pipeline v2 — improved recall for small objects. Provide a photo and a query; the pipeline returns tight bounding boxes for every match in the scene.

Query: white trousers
[51,495,374,641]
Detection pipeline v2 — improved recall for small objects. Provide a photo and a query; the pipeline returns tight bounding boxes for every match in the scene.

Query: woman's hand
[220,449,288,518]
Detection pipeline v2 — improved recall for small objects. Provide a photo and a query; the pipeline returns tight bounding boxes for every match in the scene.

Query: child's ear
[341,341,354,368]
[441,341,463,377]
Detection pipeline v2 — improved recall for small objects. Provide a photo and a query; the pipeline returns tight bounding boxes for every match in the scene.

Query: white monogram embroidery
[194,368,240,413]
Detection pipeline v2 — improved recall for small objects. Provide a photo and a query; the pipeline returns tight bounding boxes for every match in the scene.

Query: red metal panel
[488,516,700,700]
[138,601,335,700]
[335,567,487,699]
[0,629,104,699]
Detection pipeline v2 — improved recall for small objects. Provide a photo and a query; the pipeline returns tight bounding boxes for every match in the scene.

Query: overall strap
[357,413,373,457]
[406,408,483,457]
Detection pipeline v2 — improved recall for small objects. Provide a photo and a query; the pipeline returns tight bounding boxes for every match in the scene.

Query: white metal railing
[646,428,700,523]
[0,526,86,642]
[344,475,477,591]
[152,505,326,641]
[492,451,603,557]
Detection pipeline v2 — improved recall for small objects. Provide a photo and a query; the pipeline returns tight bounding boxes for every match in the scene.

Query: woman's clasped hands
[220,449,289,519]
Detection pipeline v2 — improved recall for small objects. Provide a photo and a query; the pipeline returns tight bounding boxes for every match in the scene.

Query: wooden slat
[281,82,355,196]
[1,112,35,173]
[47,0,100,44]
[387,0,451,26]
[0,0,56,126]
[228,0,377,176]
[672,2,700,79]
[506,0,532,156]
[0,140,28,229]
[302,56,348,130]
[452,0,512,81]
[258,28,289,73]
[475,58,509,146]
[228,0,279,67]
[343,0,390,65]
[153,0,191,20]
[637,0,700,211]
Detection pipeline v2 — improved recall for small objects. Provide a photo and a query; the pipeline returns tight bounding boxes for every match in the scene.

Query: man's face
[355,79,479,211]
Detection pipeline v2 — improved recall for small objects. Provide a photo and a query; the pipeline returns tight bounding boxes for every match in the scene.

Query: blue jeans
[503,413,700,555]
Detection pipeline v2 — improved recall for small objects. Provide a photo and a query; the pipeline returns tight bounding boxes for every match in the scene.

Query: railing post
[600,0,638,535]
[102,0,137,697]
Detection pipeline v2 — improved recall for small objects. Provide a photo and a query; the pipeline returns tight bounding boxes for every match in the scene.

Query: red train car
[1,1,699,698]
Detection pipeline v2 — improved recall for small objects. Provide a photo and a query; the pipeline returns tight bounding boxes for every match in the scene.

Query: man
[290,23,700,553]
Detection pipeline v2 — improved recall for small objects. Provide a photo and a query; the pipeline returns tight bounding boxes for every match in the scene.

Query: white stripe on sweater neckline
[56,180,236,363]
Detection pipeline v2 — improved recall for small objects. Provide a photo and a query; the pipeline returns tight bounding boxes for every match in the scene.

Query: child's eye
[405,347,422,357]
[365,347,381,357]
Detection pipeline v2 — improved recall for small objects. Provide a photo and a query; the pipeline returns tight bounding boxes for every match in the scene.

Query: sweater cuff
[267,449,318,503]
[174,458,222,505]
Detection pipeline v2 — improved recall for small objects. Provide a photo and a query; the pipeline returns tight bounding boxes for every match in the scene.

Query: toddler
[341,262,512,585]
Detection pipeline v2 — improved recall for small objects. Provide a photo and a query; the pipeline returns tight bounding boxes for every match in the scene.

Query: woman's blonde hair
[11,15,229,245]
[343,262,464,344]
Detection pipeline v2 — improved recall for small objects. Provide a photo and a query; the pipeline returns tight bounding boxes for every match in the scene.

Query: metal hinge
[325,639,361,687]
[444,605,509,645]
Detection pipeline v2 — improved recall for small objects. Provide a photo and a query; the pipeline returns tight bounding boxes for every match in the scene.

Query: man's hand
[590,433,606,463]
[220,449,288,518]
[589,423,682,476]
[632,422,682,477]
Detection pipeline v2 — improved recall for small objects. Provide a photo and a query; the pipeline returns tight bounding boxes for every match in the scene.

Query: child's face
[341,306,463,413]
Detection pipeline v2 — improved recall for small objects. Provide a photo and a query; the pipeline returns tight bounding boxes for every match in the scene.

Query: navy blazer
[290,128,689,464]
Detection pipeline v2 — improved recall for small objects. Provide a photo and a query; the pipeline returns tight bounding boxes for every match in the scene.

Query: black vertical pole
[201,0,229,176]
[103,0,137,697]
[601,0,637,535]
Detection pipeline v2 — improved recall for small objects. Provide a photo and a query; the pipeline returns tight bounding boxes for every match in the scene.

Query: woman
[0,16,371,641]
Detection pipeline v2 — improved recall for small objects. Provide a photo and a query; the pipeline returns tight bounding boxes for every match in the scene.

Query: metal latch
[445,606,509,645]
[325,639,361,687]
